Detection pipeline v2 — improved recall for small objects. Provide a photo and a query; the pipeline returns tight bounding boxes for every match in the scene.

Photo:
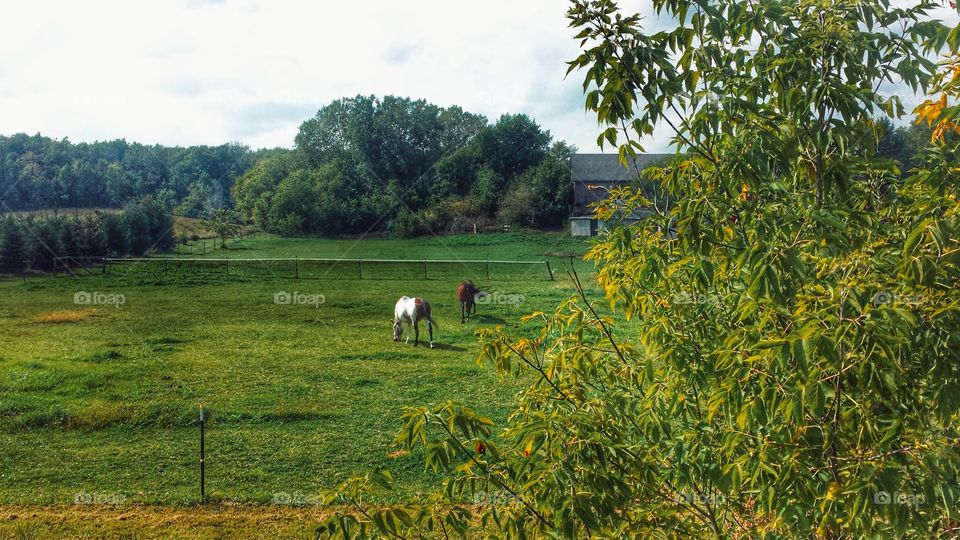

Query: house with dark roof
[569,153,671,236]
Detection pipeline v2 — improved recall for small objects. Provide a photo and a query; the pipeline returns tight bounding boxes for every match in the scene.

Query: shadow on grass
[429,343,467,352]
[473,315,507,324]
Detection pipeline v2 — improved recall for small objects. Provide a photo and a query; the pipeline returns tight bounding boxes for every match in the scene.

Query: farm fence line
[54,256,556,281]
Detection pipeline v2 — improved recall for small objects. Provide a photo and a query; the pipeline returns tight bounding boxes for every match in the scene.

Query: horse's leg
[414,319,421,346]
[427,319,434,348]
[460,301,465,324]
[404,318,410,344]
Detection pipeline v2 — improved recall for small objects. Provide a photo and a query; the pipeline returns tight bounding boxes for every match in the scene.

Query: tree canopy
[314,1,960,538]
[0,134,268,215]
[233,95,575,235]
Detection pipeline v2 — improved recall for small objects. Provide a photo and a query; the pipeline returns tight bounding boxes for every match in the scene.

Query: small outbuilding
[569,153,670,236]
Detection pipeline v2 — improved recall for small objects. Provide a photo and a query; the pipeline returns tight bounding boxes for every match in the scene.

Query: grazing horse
[393,296,437,348]
[457,280,478,323]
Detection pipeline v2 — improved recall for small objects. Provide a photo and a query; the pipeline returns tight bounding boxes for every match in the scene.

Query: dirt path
[0,504,333,539]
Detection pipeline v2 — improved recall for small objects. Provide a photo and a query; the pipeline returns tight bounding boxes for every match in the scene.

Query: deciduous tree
[316,1,960,538]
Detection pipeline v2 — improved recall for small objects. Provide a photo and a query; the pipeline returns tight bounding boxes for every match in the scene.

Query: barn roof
[570,153,672,183]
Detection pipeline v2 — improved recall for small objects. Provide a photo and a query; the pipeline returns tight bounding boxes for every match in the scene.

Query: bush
[386,208,425,238]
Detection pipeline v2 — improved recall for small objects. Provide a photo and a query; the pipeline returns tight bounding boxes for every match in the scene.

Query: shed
[569,153,671,235]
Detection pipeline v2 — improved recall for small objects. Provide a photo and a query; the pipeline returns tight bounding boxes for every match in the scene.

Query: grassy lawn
[0,232,596,522]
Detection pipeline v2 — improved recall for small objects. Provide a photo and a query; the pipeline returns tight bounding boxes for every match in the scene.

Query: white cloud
[0,1,954,153]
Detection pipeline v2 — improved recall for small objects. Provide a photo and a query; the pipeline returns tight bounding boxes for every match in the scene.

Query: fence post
[546,261,553,281]
[199,405,206,502]
[358,260,362,279]
[423,261,428,280]
[295,258,299,279]
[486,261,490,280]
[225,259,229,276]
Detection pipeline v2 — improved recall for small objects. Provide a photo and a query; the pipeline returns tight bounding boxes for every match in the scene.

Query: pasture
[0,232,595,534]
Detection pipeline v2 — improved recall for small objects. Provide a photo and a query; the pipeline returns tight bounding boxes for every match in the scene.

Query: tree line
[0,133,269,216]
[231,95,575,236]
[0,198,173,273]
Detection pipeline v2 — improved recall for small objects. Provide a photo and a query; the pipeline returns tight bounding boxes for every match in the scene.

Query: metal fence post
[546,261,553,281]
[199,405,206,502]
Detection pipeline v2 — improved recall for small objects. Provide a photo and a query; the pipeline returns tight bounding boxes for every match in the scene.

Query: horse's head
[459,281,478,297]
[392,319,403,341]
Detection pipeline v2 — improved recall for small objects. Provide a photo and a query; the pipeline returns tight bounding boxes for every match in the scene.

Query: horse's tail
[425,301,439,332]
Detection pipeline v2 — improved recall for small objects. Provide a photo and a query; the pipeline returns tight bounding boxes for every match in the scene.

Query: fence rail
[57,256,555,281]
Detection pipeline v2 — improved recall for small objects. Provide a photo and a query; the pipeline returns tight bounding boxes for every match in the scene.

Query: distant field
[172,215,257,240]
[172,230,588,260]
[155,230,592,282]
[0,232,597,536]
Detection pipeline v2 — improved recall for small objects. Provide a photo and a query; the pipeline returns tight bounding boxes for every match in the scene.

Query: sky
[0,1,955,153]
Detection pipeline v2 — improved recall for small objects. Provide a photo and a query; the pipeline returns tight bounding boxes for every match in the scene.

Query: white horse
[393,296,437,348]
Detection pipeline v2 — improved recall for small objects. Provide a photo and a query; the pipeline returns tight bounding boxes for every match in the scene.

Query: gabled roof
[570,153,672,183]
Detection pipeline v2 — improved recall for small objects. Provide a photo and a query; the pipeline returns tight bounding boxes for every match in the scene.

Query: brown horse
[457,280,478,323]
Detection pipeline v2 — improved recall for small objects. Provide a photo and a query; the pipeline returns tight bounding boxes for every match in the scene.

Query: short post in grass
[546,261,553,281]
[358,260,363,279]
[199,404,206,502]
[423,261,428,280]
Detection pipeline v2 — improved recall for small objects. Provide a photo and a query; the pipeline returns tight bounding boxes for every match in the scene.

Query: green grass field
[0,232,596,513]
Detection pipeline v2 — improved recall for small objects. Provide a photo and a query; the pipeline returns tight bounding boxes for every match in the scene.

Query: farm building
[569,153,671,236]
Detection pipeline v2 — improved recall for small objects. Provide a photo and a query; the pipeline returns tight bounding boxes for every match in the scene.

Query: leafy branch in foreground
[316,0,960,537]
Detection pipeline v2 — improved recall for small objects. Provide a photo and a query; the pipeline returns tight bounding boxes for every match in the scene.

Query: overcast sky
[0,1,955,153]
